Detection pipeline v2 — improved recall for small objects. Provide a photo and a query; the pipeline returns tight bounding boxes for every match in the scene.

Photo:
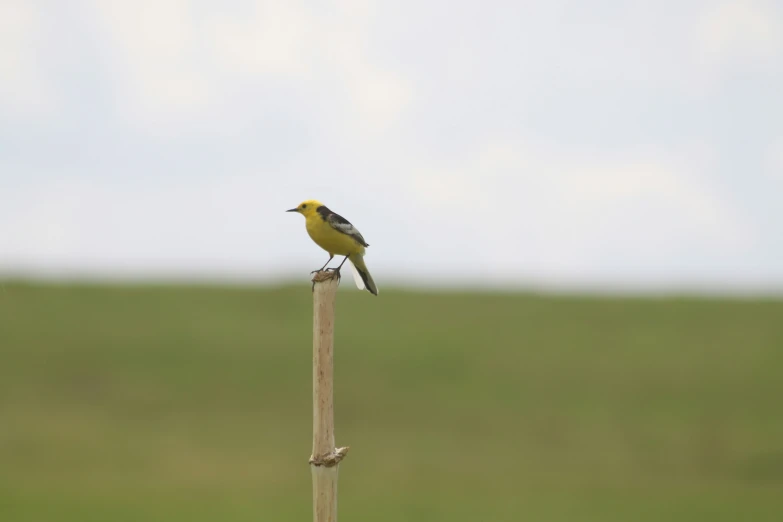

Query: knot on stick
[309,446,350,467]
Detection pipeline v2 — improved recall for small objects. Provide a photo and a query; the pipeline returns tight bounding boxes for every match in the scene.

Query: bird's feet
[311,267,341,292]
[325,267,342,280]
[310,257,335,275]
[310,267,340,276]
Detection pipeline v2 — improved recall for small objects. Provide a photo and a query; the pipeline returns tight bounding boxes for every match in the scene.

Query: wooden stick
[310,271,349,522]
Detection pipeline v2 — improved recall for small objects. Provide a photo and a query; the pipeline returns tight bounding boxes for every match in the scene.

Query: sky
[1,0,782,291]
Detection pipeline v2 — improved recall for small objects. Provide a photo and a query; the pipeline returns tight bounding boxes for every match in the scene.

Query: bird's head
[286,200,322,217]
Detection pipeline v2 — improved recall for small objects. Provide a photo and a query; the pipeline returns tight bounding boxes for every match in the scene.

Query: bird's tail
[348,253,378,296]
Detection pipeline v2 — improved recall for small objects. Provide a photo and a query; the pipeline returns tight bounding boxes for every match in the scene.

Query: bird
[287,200,378,296]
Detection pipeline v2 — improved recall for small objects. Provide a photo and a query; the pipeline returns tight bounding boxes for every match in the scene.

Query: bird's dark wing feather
[317,205,369,247]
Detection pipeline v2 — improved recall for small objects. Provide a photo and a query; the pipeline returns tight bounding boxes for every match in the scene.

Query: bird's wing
[326,212,369,247]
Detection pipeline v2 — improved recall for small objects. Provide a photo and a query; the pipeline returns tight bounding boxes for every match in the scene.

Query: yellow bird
[287,200,378,296]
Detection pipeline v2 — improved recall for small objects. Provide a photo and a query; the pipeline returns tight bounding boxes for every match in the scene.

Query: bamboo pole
[310,271,349,522]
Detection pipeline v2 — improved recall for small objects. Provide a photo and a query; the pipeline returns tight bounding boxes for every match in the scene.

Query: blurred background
[1,1,782,521]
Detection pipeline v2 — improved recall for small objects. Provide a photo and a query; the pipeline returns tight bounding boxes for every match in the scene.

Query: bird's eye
[302,204,307,209]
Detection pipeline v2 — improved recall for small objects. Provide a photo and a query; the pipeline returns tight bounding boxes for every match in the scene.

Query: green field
[1,282,782,521]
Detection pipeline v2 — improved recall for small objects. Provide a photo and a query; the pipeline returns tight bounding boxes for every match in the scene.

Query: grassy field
[1,281,782,521]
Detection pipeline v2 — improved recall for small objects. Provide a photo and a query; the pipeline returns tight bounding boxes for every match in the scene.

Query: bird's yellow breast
[305,215,365,256]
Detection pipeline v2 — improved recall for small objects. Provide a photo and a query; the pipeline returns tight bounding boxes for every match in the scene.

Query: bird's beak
[286,208,299,213]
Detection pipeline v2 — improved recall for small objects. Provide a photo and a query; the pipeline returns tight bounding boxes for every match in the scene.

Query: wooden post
[310,271,349,522]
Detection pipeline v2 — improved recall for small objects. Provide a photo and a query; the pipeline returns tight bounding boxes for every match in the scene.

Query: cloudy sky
[1,0,782,291]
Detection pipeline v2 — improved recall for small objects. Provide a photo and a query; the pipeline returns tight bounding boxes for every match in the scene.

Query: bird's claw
[311,268,341,292]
